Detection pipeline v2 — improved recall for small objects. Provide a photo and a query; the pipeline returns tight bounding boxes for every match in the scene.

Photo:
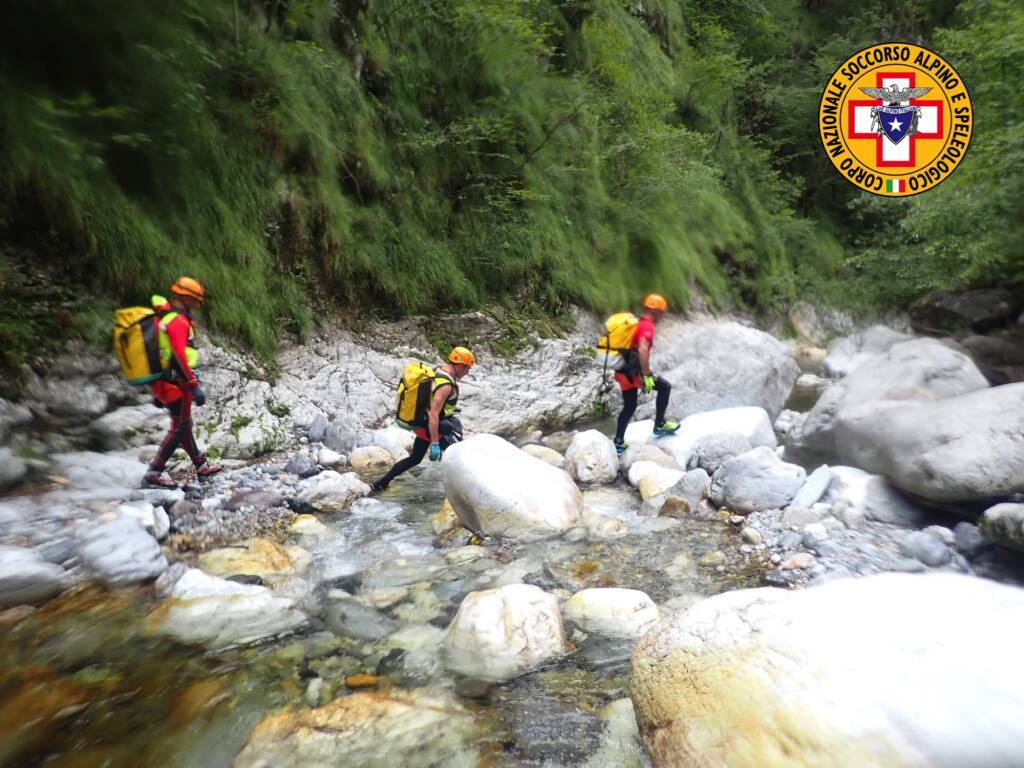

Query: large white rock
[788,338,989,463]
[234,688,480,768]
[632,573,1024,768]
[835,383,1024,502]
[563,588,660,639]
[564,430,619,484]
[146,568,306,649]
[709,447,806,513]
[686,432,752,475]
[643,321,800,420]
[298,470,370,511]
[826,466,927,528]
[198,539,313,586]
[823,324,913,378]
[442,434,582,540]
[444,583,568,681]
[76,517,168,585]
[978,503,1024,554]
[0,546,66,608]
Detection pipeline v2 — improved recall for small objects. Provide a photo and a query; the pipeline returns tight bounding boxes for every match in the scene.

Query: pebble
[697,550,727,567]
[740,527,763,545]
[782,552,815,570]
[729,515,745,526]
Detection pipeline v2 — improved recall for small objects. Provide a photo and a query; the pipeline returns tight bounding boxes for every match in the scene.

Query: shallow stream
[0,458,761,767]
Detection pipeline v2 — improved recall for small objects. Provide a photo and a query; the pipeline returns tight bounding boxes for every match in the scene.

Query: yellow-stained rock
[431,500,460,536]
[289,514,329,537]
[198,539,312,586]
[233,689,479,767]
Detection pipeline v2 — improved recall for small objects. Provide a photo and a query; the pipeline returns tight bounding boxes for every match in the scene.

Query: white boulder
[146,568,306,648]
[789,465,834,509]
[442,435,582,540]
[656,408,777,469]
[0,546,66,607]
[788,338,989,463]
[632,573,1024,768]
[116,501,170,540]
[298,470,370,512]
[371,425,415,459]
[823,324,913,378]
[76,517,168,585]
[563,588,660,639]
[709,447,806,513]
[444,583,568,681]
[836,383,1024,502]
[686,432,752,475]
[564,430,619,484]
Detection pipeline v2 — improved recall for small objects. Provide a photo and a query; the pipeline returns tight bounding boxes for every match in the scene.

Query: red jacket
[150,311,198,404]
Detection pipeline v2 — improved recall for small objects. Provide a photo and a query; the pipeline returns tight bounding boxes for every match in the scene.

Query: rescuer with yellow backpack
[370,346,474,493]
[598,293,679,454]
[113,276,221,489]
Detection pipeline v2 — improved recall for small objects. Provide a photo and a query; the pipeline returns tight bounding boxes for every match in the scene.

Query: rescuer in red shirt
[613,293,679,453]
[142,277,222,488]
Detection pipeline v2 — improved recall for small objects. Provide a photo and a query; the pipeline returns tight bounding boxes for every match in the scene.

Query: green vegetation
[1,0,1020,367]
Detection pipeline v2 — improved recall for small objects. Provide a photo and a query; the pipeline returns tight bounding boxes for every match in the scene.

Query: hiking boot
[370,479,389,495]
[142,471,177,489]
[613,439,628,455]
[195,460,222,481]
[653,420,680,437]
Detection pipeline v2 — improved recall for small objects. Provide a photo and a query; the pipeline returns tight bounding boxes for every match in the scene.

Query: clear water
[0,461,759,767]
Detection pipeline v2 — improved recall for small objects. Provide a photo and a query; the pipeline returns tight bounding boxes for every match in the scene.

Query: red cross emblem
[847,71,944,167]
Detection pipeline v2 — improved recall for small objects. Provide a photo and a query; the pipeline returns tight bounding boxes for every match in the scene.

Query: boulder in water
[444,583,567,681]
[709,447,805,513]
[564,430,619,484]
[442,434,582,540]
[297,470,370,512]
[563,588,660,639]
[632,573,1024,768]
[146,568,306,648]
[234,688,481,768]
[0,546,66,608]
[652,407,776,469]
[348,445,394,469]
[620,443,677,473]
[199,539,312,586]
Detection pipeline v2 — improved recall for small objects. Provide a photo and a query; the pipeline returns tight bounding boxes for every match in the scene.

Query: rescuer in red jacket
[142,277,222,489]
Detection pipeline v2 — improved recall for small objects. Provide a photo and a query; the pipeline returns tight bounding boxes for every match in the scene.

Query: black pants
[374,417,461,487]
[614,375,671,444]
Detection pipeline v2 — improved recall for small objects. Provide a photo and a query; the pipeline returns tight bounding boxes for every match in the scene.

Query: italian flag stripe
[886,179,905,193]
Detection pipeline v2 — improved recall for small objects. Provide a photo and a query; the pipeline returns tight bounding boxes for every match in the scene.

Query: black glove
[191,386,207,407]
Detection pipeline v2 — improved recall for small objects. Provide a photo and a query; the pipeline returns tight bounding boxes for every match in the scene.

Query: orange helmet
[170,276,205,302]
[448,346,475,367]
[643,293,667,312]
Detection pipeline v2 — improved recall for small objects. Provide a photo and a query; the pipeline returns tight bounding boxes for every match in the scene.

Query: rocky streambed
[2,306,1024,767]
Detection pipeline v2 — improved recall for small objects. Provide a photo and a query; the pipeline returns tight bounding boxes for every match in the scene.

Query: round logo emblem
[818,42,973,197]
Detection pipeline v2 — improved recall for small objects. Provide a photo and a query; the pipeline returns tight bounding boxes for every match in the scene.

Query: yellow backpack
[395,362,436,428]
[596,312,639,371]
[113,307,166,385]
